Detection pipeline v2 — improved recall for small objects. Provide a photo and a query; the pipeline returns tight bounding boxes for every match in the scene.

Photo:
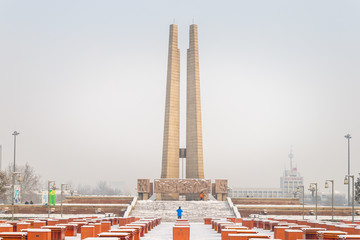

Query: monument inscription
[154,179,211,194]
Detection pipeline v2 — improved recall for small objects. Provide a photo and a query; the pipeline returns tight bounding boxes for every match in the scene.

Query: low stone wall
[1,204,128,216]
[64,196,133,204]
[231,198,300,205]
[237,205,360,217]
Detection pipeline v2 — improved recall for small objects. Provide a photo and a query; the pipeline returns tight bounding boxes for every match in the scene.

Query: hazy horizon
[1,0,360,195]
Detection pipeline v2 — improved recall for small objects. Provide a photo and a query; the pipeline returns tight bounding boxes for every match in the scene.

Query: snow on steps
[130,200,234,222]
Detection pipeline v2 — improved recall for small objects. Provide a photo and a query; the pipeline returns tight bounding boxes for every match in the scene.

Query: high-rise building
[280,148,303,197]
[229,148,303,198]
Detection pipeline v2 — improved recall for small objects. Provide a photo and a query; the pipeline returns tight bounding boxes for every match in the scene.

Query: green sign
[49,190,56,206]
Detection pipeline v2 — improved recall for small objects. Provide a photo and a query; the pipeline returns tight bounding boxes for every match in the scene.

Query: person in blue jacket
[176,206,183,219]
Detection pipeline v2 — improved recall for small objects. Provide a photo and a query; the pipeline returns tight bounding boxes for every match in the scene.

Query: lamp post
[297,185,305,219]
[309,183,318,220]
[345,134,351,206]
[344,175,355,223]
[11,172,22,220]
[60,184,69,217]
[12,131,19,172]
[47,181,56,218]
[325,180,334,221]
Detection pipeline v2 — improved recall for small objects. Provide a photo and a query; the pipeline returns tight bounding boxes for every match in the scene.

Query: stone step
[130,200,234,222]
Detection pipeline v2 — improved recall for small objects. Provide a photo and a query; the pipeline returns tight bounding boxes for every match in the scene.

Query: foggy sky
[1,0,360,194]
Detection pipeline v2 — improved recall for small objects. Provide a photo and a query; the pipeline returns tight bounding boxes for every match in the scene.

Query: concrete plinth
[138,193,149,200]
[157,193,179,201]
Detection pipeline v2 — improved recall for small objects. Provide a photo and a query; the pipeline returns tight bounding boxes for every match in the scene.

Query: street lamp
[12,131,20,172]
[11,172,22,220]
[345,134,351,206]
[47,181,56,218]
[309,183,318,220]
[60,184,69,217]
[325,180,334,220]
[297,186,305,219]
[344,175,355,223]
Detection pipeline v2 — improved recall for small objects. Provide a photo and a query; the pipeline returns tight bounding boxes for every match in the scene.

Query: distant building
[229,147,303,198]
[280,147,303,197]
[229,188,283,198]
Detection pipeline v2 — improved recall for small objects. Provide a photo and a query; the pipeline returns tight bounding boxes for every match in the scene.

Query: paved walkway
[65,223,274,240]
[141,222,220,240]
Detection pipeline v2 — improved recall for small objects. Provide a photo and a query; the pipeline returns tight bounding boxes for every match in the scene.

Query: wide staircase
[130,200,234,222]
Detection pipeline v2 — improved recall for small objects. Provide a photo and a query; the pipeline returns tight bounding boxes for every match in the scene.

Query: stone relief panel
[178,179,211,194]
[137,179,150,193]
[154,179,211,194]
[215,179,228,194]
[154,179,178,193]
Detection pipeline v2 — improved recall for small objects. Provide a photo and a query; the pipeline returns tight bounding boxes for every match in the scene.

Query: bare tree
[355,174,360,204]
[96,181,109,195]
[0,171,9,203]
[76,181,123,195]
[77,184,92,195]
[7,163,41,203]
[95,181,123,195]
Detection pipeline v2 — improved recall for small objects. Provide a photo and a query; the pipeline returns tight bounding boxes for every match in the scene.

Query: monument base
[185,193,208,201]
[137,178,228,201]
[157,193,179,201]
[217,193,227,201]
[138,192,149,200]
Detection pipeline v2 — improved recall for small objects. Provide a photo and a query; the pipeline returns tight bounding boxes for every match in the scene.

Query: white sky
[0,1,360,194]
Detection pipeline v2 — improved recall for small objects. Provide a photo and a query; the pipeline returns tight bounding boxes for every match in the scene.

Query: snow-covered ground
[253,214,359,221]
[139,222,276,240]
[0,213,108,218]
[237,204,360,208]
[141,222,221,240]
[237,204,305,208]
[131,200,234,222]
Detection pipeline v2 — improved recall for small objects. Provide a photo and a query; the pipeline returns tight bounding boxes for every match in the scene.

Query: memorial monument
[161,24,180,179]
[186,24,204,179]
[161,23,204,179]
[138,24,227,201]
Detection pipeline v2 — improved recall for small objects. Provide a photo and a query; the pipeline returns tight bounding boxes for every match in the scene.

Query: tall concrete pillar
[161,24,180,179]
[186,24,204,179]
